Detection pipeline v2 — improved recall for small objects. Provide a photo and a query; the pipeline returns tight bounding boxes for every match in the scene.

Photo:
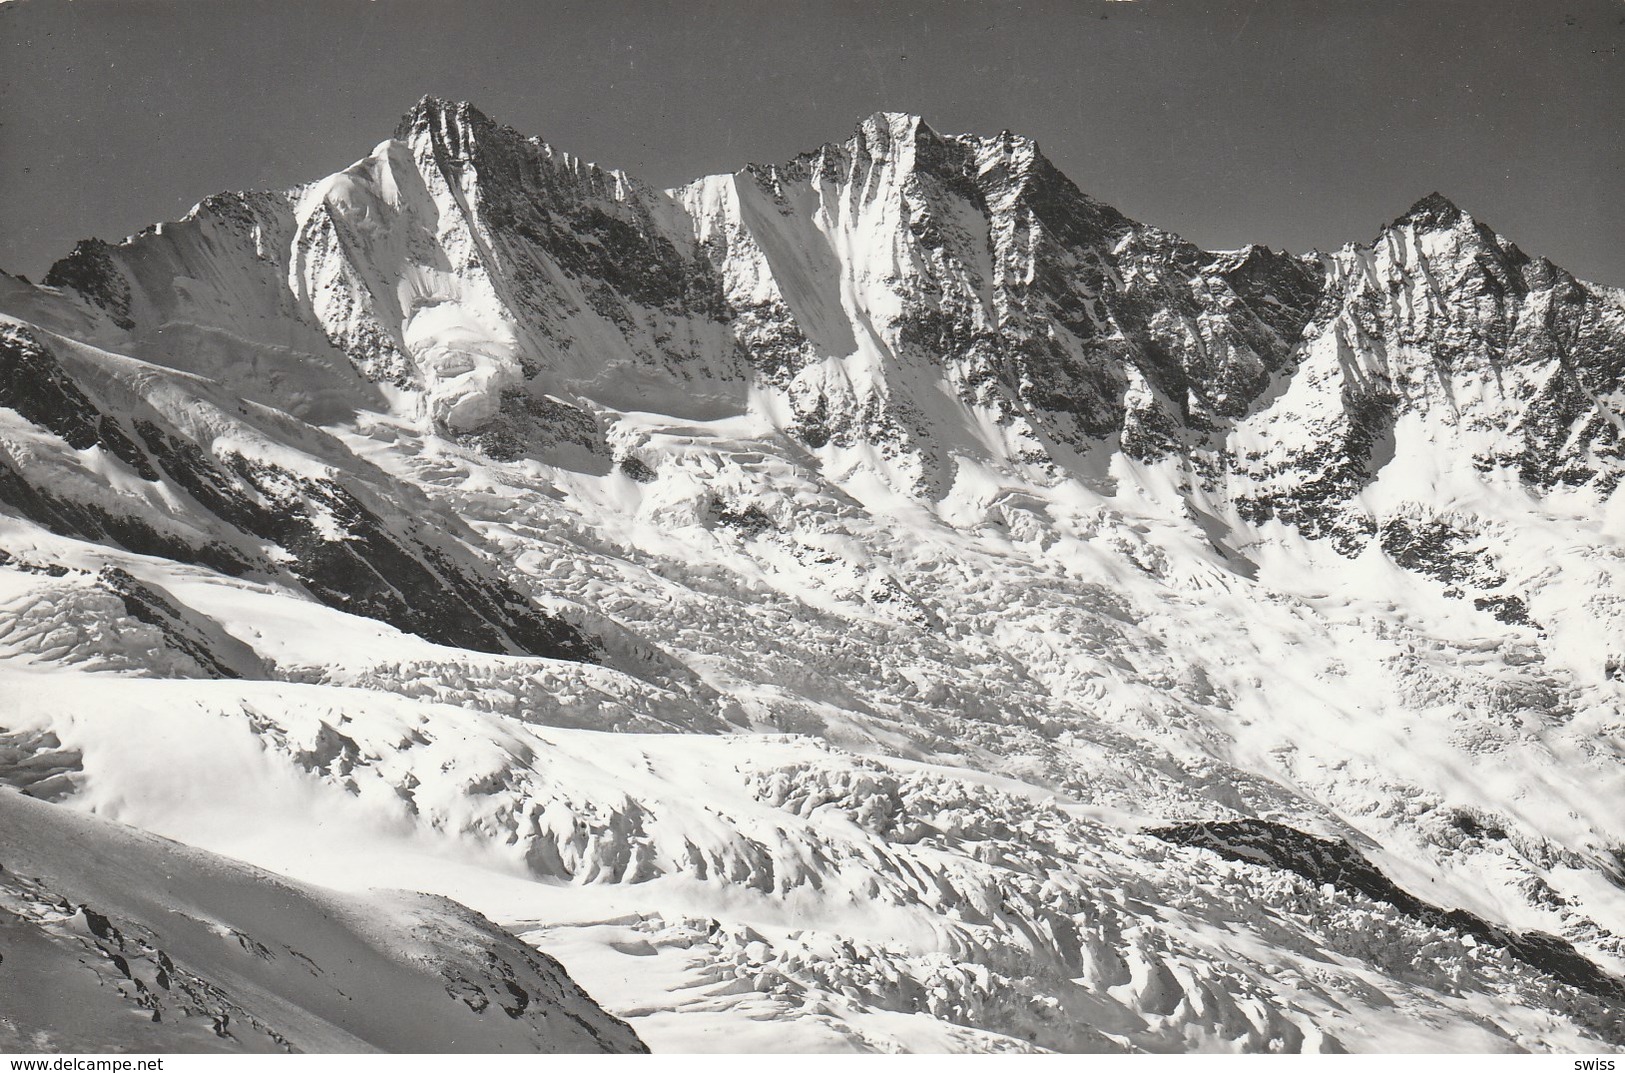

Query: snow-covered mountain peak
[393,94,502,158]
[393,95,637,197]
[847,110,958,171]
[831,112,1080,210]
[855,109,933,143]
[1394,189,1469,231]
[12,100,1617,483]
[1362,190,1546,290]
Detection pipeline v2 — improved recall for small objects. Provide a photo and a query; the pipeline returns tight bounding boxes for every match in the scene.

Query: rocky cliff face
[29,100,1620,513]
[675,111,1327,491]
[0,317,592,661]
[1232,194,1625,555]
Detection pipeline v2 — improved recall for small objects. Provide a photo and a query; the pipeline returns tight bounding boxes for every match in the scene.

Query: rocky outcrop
[1151,819,1625,1005]
[0,320,592,661]
[1231,194,1625,556]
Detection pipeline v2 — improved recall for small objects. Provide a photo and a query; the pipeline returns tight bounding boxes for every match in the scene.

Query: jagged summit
[395,94,493,140]
[838,109,1058,183]
[15,95,1618,483]
[22,98,1526,294]
[392,94,530,169]
[857,109,934,137]
[1393,190,1468,231]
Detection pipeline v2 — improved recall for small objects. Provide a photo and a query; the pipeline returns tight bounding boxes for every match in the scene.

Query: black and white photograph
[1,0,1623,1057]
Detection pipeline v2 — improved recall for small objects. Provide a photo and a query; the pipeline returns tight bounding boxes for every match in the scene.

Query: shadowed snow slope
[0,788,646,1053]
[0,99,1623,1053]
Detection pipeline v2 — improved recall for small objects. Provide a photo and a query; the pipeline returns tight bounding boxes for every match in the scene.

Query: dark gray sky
[3,0,1622,284]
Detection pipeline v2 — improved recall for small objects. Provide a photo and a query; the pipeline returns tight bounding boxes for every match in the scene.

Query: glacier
[0,97,1623,1052]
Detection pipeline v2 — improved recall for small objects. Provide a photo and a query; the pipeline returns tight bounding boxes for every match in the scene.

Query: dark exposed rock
[616,455,657,483]
[0,324,593,662]
[1377,516,1536,627]
[81,906,114,941]
[1235,388,1398,557]
[0,455,254,576]
[1394,192,1466,232]
[1205,245,1327,352]
[707,494,776,536]
[0,325,158,480]
[1151,819,1625,1004]
[500,979,531,1018]
[401,97,729,326]
[1448,809,1510,843]
[1473,594,1533,626]
[96,566,269,679]
[460,390,607,463]
[42,240,135,330]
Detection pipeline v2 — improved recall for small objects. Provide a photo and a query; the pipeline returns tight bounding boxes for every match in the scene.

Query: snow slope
[0,787,645,1053]
[4,669,1620,1053]
[1,98,1623,1052]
